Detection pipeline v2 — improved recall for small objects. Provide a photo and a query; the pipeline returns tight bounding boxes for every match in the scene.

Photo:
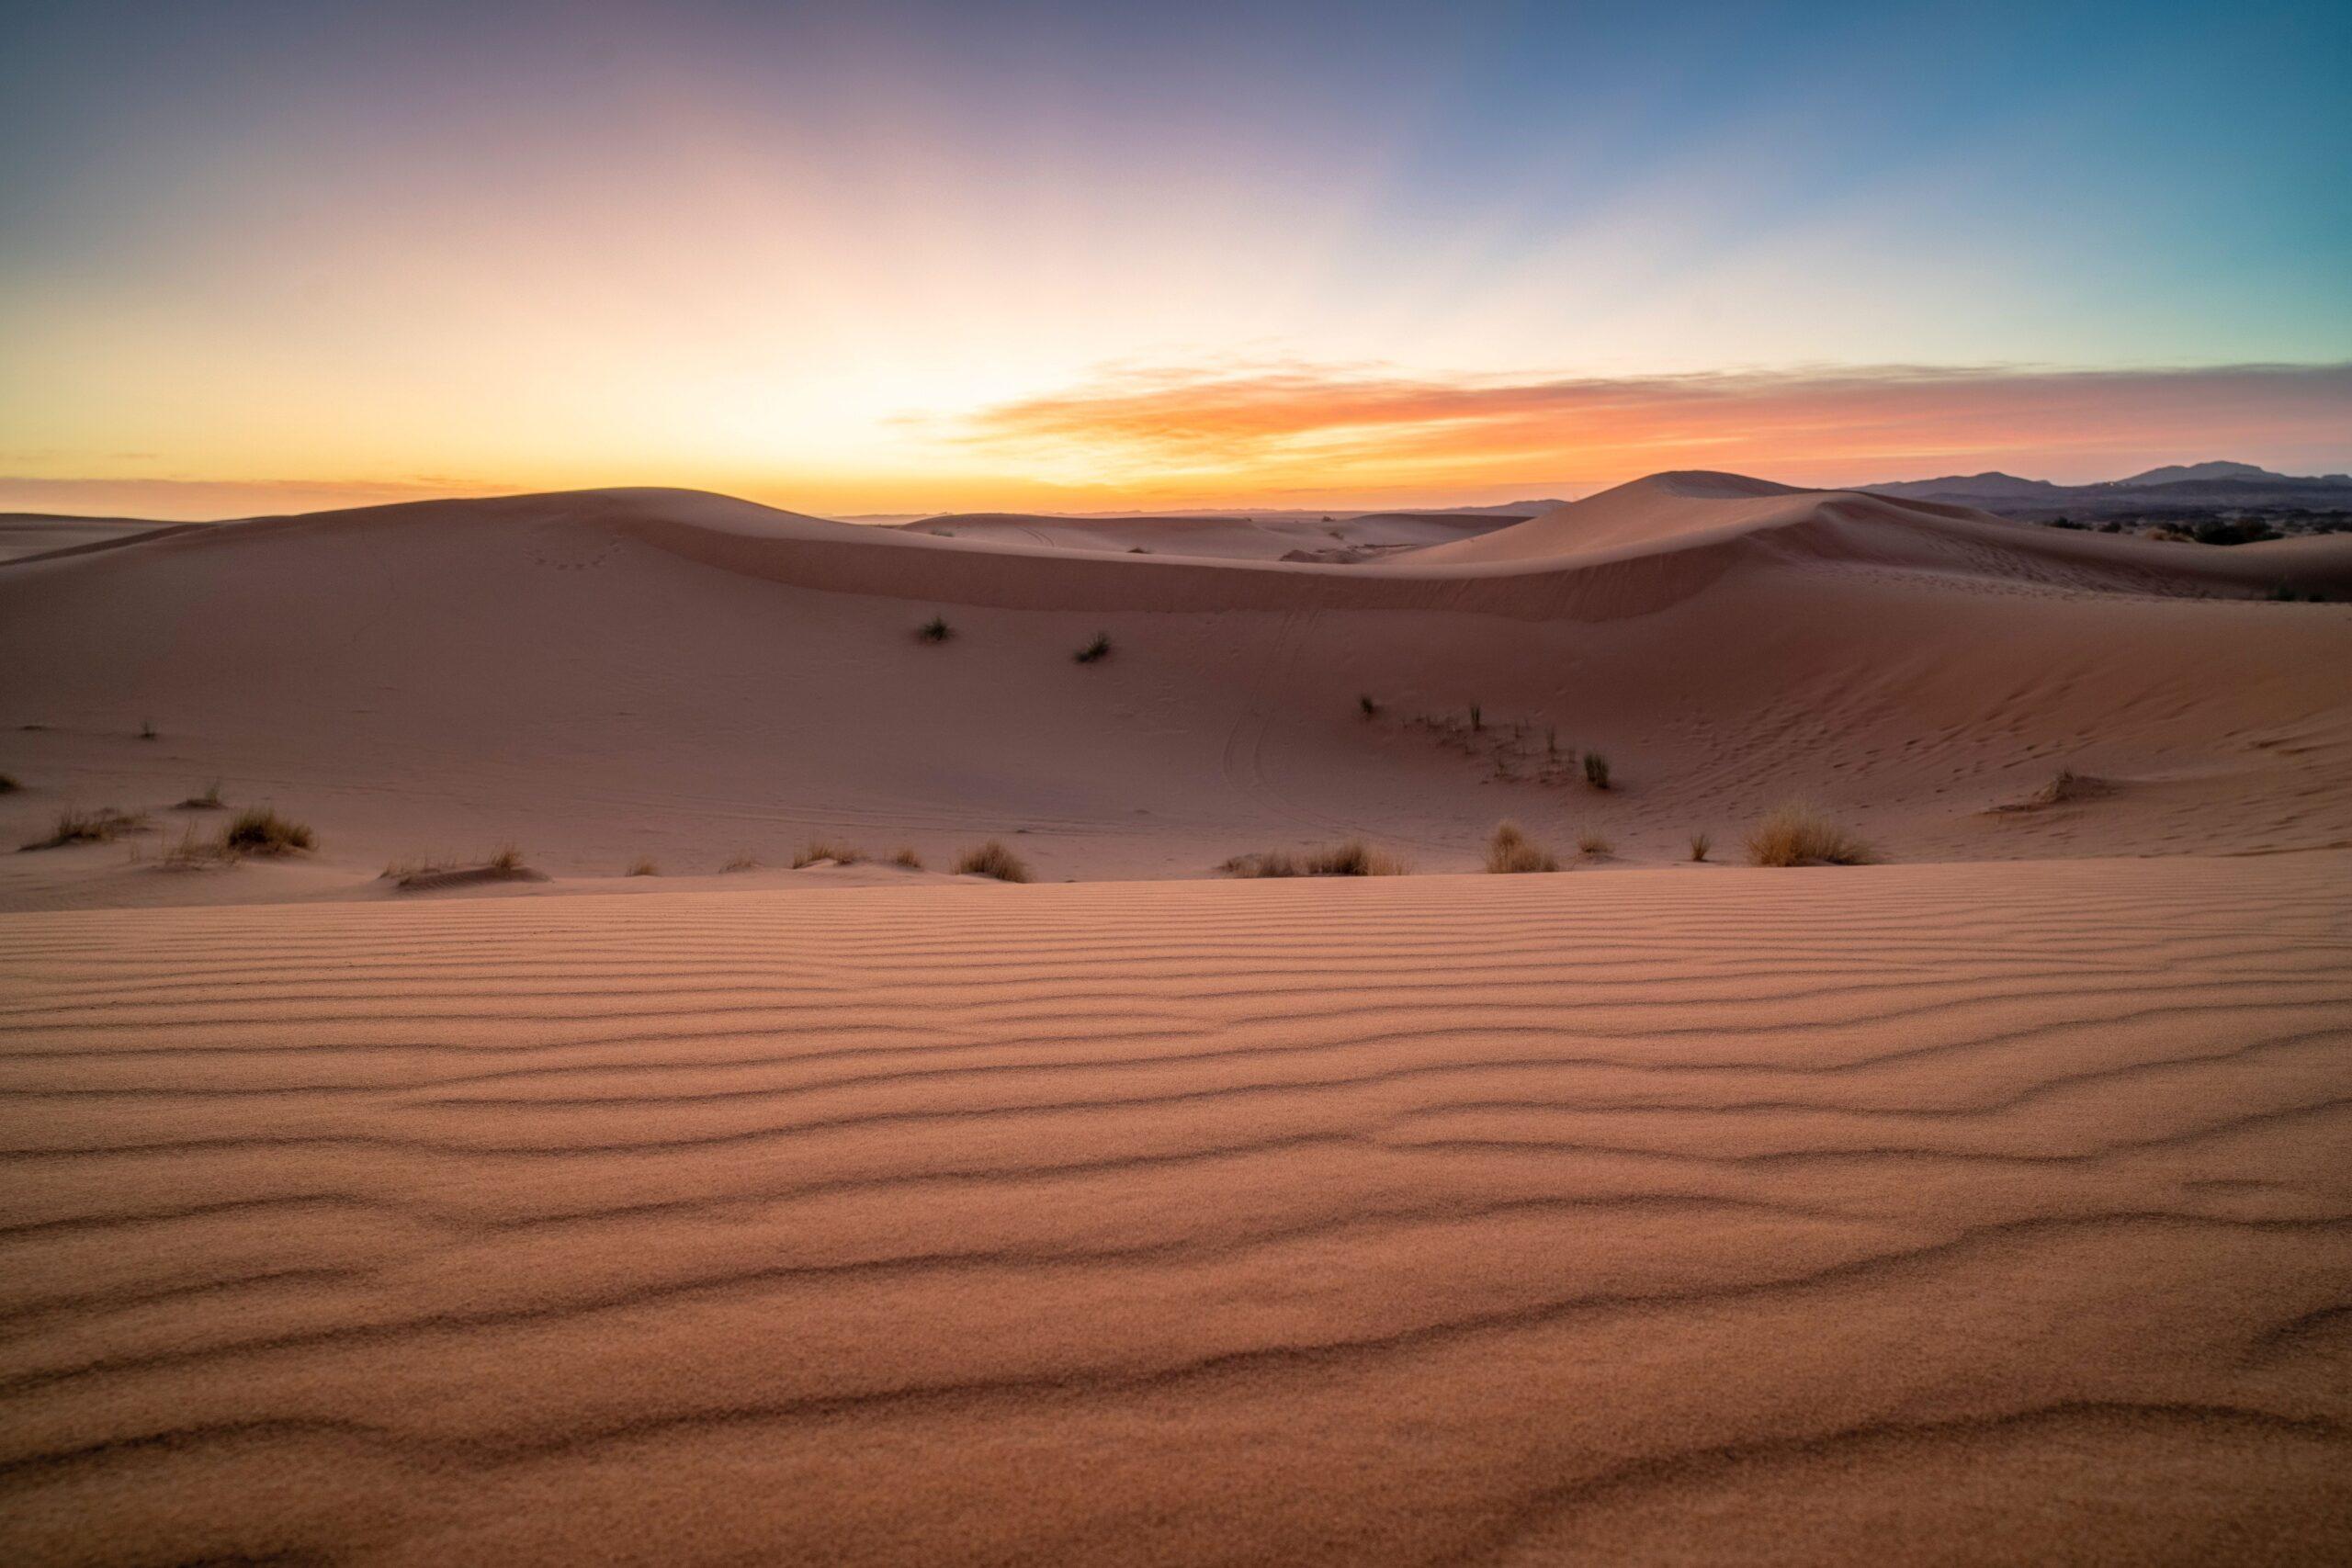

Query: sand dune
[3,476,2348,908]
[896,509,1516,561]
[2,854,2348,1562]
[0,514,192,566]
[3,472,2350,1559]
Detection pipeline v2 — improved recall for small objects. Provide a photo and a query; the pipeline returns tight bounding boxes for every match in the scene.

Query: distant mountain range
[1864,461,2352,517]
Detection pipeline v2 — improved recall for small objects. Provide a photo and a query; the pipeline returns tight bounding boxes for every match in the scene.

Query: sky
[3,0,2347,519]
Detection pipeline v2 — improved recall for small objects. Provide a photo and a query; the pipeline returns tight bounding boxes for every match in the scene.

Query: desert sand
[3,474,2350,1562]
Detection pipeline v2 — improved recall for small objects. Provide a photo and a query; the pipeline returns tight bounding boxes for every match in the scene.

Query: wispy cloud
[955,361,2352,490]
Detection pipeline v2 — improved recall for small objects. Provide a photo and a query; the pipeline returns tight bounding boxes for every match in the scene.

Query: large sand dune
[2,855,2348,1563]
[3,473,2350,1560]
[3,476,2348,907]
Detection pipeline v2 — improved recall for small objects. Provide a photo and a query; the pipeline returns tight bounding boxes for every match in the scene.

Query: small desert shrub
[1074,632,1113,664]
[1303,840,1407,876]
[1225,840,1412,877]
[159,822,235,870]
[1577,829,1612,857]
[1485,820,1558,874]
[488,843,526,873]
[1221,851,1303,877]
[1359,694,1380,718]
[792,841,863,868]
[1582,751,1611,789]
[222,806,314,855]
[23,806,146,851]
[1469,703,1482,731]
[138,719,158,740]
[956,840,1032,882]
[721,852,761,873]
[1688,832,1713,863]
[1745,803,1873,867]
[628,857,660,876]
[890,846,923,870]
[178,780,224,809]
[917,615,954,643]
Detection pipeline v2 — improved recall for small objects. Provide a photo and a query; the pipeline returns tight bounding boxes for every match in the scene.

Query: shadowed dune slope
[2,479,2349,905]
[1,855,2348,1563]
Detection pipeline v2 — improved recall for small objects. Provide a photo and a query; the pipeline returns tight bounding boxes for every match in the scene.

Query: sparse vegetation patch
[1746,803,1873,867]
[956,840,1032,882]
[221,807,314,855]
[1689,832,1713,863]
[628,857,661,876]
[1583,751,1611,790]
[22,807,147,851]
[792,841,864,868]
[1074,632,1113,664]
[1226,840,1406,877]
[177,780,224,810]
[890,846,924,870]
[160,822,235,871]
[1484,821,1558,874]
[917,615,954,643]
[1577,829,1612,857]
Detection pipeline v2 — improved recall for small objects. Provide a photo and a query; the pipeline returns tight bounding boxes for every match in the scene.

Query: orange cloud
[956,361,2352,491]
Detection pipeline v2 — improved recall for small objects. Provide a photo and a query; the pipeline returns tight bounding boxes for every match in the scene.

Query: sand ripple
[3,856,2349,1563]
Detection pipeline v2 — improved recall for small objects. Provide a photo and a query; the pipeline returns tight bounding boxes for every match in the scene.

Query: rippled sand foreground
[4,855,2350,1564]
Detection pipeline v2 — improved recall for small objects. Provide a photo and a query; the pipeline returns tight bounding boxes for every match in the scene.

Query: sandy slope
[0,514,189,565]
[2,476,2348,910]
[897,510,1515,561]
[1,855,2348,1564]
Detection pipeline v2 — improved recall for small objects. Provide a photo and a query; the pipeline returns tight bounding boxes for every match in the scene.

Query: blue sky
[3,1,2346,515]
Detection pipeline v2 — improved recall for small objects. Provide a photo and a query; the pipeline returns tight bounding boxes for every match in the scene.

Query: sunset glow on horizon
[5,0,2347,520]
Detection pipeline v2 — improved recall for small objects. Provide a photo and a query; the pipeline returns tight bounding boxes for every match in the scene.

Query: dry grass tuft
[721,852,762,873]
[138,719,158,741]
[627,857,661,876]
[382,845,541,888]
[1745,803,1873,867]
[1224,842,1405,876]
[222,807,314,855]
[22,806,147,852]
[1484,820,1558,874]
[917,615,953,643]
[1576,829,1613,857]
[1582,751,1611,789]
[177,780,225,810]
[1688,831,1712,863]
[792,841,864,869]
[955,840,1032,882]
[159,822,234,871]
[1359,694,1380,718]
[890,846,924,870]
[1074,632,1113,664]
[1305,840,1408,876]
[1220,851,1302,878]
